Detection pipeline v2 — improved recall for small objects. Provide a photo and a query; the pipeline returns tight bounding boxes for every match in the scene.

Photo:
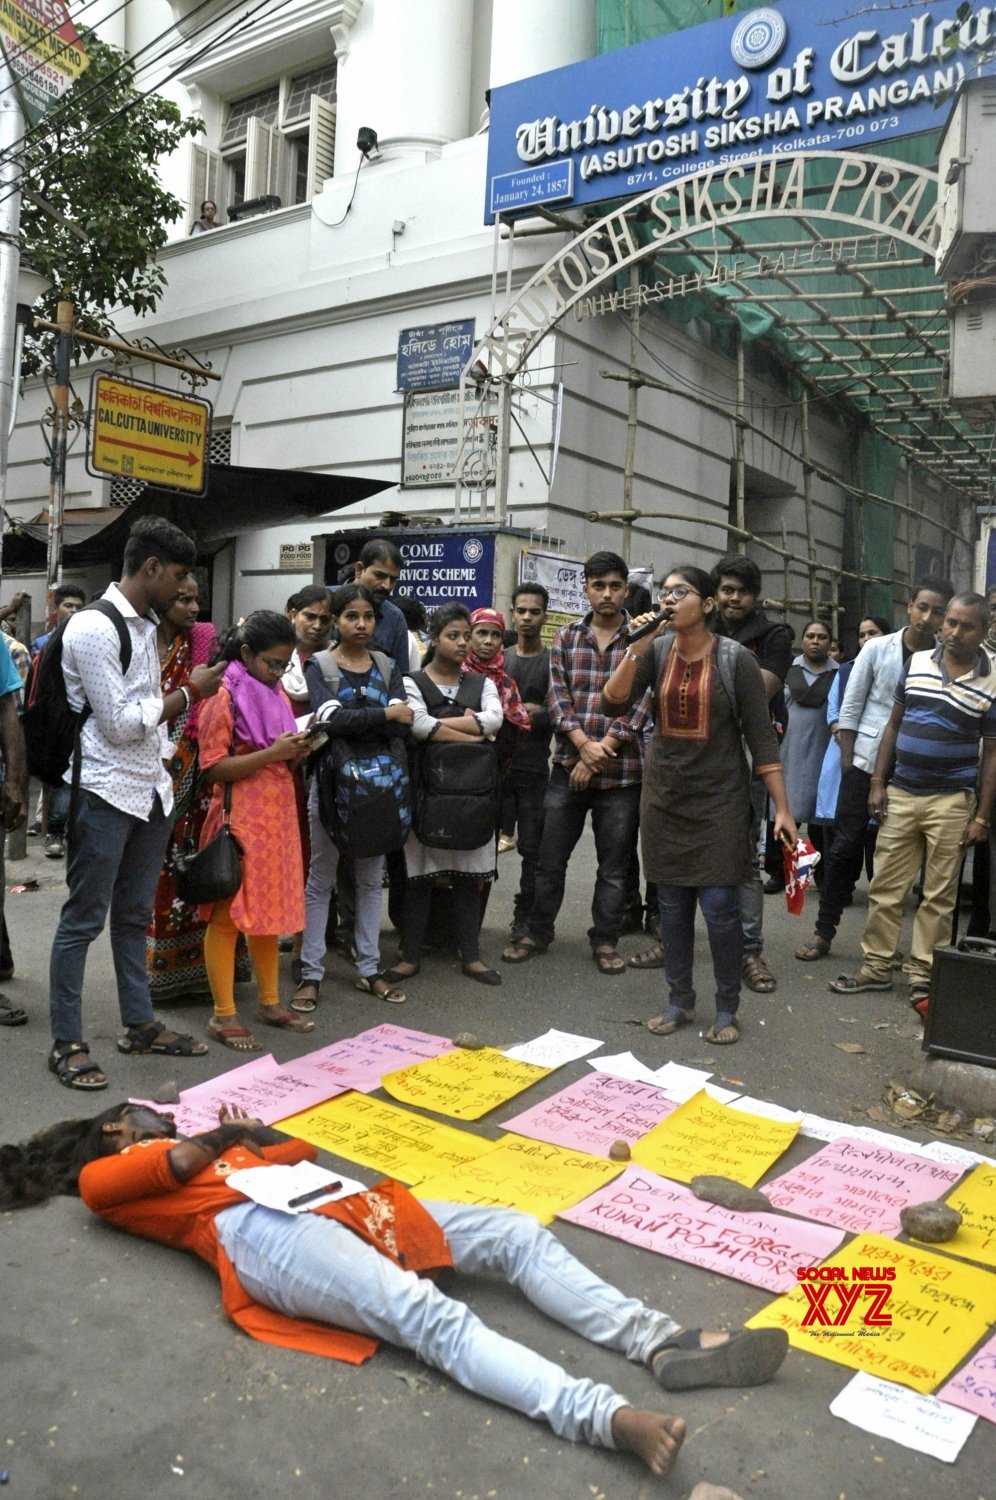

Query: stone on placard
[152,1080,181,1104]
[899,1200,962,1242]
[690,1175,774,1214]
[608,1139,631,1161]
[452,1032,485,1050]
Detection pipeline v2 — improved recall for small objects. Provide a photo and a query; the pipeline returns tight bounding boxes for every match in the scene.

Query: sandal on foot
[628,944,666,969]
[255,1005,315,1032]
[647,1007,694,1036]
[355,974,407,1004]
[118,1021,209,1056]
[704,1012,740,1045]
[501,937,547,963]
[795,935,831,962]
[650,1328,788,1391]
[207,1017,262,1051]
[741,955,776,992]
[827,972,893,994]
[290,981,320,1013]
[0,996,27,1026]
[48,1041,108,1090]
[593,946,626,975]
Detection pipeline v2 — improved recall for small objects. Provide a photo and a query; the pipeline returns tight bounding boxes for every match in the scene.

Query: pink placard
[501,1071,677,1156]
[938,1334,996,1426]
[296,1024,455,1094]
[762,1135,963,1236]
[559,1165,846,1294]
[134,1052,348,1135]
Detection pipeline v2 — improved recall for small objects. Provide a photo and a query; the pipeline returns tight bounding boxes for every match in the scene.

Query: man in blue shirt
[830,593,996,1011]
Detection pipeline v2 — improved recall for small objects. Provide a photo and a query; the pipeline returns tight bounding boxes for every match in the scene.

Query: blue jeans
[214,1200,679,1447]
[527,768,641,949]
[505,769,549,934]
[49,789,172,1043]
[300,783,385,981]
[738,778,767,956]
[658,883,742,1016]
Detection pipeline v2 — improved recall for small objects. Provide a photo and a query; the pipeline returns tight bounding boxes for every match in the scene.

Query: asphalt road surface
[2,828,992,1500]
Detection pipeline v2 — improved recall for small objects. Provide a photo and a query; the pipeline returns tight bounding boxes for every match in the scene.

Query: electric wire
[0,0,297,219]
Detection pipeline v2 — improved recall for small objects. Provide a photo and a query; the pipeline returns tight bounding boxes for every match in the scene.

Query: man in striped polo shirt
[829,592,996,1011]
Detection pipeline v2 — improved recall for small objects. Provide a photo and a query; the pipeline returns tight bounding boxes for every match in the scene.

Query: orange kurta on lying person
[78,1137,453,1364]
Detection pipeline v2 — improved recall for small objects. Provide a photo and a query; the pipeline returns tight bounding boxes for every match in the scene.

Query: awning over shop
[2,463,396,571]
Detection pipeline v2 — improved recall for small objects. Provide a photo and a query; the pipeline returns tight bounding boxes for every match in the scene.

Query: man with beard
[830,593,996,1013]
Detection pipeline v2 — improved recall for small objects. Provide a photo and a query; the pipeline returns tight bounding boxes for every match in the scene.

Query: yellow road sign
[89,375,211,495]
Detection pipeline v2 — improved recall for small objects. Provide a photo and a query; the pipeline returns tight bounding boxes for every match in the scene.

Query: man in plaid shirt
[502,552,647,974]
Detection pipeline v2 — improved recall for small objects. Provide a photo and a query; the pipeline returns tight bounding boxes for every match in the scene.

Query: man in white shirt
[48,518,224,1090]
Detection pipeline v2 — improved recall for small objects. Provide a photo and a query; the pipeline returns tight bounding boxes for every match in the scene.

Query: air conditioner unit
[935,76,996,280]
[948,298,996,426]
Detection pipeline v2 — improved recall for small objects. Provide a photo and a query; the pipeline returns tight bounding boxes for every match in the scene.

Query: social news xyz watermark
[796,1266,895,1335]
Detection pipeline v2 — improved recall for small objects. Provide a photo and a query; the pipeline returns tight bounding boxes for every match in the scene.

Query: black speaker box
[923,938,996,1067]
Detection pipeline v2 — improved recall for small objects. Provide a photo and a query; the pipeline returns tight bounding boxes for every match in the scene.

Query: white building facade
[4,0,980,634]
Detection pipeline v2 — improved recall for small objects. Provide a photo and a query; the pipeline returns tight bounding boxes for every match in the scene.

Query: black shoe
[462,964,502,986]
[762,876,784,894]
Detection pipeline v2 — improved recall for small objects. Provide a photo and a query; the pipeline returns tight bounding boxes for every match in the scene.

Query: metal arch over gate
[455,148,968,520]
[467,151,938,379]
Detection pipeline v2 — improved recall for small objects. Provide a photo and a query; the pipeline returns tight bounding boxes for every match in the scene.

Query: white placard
[502,1029,603,1068]
[829,1372,977,1463]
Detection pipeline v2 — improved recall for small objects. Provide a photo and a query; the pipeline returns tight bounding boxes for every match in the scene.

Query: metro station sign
[88,374,211,496]
[485,0,996,219]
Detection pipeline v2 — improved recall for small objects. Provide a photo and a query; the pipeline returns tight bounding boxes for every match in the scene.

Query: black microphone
[627,607,674,644]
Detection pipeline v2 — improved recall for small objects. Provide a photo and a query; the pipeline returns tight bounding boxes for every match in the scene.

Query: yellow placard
[90,375,210,494]
[941,1162,996,1269]
[630,1089,798,1187]
[415,1134,623,1224]
[276,1092,494,1185]
[747,1232,996,1394]
[382,1047,549,1121]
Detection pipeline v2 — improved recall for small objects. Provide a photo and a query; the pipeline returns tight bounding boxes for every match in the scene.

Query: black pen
[287,1181,343,1208]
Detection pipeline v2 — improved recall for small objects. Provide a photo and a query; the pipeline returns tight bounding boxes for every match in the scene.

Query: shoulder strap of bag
[311,648,340,698]
[368,649,394,689]
[411,669,448,714]
[454,672,485,711]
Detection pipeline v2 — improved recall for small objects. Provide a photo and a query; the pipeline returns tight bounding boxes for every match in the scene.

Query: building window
[189,67,337,226]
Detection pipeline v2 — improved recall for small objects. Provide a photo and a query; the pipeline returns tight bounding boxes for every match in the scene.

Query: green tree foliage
[18,28,202,370]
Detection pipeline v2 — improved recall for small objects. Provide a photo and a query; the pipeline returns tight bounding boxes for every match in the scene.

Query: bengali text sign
[941,1162,996,1269]
[763,1136,963,1236]
[295,1025,455,1094]
[131,1053,345,1135]
[501,1071,677,1156]
[559,1166,846,1294]
[415,1135,622,1223]
[748,1232,996,1394]
[630,1089,798,1187]
[830,1372,977,1464]
[382,1047,549,1121]
[277,1093,494,1184]
[937,1333,996,1426]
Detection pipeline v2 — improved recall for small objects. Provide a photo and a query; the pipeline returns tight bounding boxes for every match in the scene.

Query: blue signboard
[490,160,574,218]
[485,0,996,220]
[397,320,476,391]
[394,532,495,616]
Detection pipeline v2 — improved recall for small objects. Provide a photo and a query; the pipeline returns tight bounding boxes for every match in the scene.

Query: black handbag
[174,782,244,904]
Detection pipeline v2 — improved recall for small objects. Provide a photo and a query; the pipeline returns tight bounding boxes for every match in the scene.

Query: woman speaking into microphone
[603,565,796,1045]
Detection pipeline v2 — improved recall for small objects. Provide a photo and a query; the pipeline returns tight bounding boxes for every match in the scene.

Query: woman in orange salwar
[197,611,315,1051]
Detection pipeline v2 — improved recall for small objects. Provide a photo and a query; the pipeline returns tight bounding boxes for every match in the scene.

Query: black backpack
[410,671,499,850]
[21,601,131,788]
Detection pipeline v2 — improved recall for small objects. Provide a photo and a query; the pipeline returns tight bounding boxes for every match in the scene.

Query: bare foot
[611,1408,686,1477]
[688,1486,744,1500]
